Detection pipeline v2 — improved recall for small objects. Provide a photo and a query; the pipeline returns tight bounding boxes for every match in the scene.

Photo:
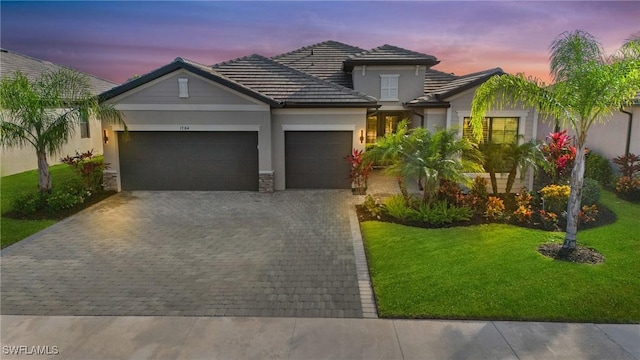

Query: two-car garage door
[118,131,258,191]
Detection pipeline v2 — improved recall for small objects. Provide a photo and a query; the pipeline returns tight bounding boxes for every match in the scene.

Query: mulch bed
[538,243,605,264]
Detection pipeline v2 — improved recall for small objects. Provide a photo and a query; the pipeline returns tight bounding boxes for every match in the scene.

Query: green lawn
[361,191,640,323]
[1,164,77,249]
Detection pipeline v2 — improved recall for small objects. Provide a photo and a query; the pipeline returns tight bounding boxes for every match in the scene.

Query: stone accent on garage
[259,171,275,193]
[103,170,118,191]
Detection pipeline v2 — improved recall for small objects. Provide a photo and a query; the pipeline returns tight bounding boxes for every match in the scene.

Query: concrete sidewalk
[1,316,638,359]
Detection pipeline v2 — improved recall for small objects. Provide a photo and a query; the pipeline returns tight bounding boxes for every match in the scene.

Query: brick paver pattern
[1,191,362,318]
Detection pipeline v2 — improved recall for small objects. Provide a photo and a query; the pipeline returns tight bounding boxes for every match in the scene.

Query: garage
[118,131,258,191]
[285,131,352,189]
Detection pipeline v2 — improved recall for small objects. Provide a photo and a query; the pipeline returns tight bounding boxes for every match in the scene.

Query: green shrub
[384,195,415,221]
[415,201,473,225]
[581,178,601,206]
[45,190,84,213]
[585,151,613,187]
[363,195,384,219]
[12,192,47,217]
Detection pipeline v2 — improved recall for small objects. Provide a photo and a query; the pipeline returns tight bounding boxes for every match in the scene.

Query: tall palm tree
[403,127,483,206]
[0,68,123,192]
[364,119,413,204]
[471,30,640,250]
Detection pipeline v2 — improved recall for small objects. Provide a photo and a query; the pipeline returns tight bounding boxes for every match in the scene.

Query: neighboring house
[100,41,538,192]
[537,101,640,167]
[0,48,118,176]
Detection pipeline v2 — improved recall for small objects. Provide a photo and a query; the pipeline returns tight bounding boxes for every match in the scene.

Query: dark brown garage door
[118,131,258,191]
[285,131,352,189]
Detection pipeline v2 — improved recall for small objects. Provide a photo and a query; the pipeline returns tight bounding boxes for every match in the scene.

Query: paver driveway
[1,191,363,317]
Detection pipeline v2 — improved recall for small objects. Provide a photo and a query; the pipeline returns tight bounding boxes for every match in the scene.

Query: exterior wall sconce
[359,129,364,144]
[103,129,109,144]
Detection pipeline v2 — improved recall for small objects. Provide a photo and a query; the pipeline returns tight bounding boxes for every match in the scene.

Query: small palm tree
[471,30,640,250]
[0,69,123,192]
[363,119,412,204]
[403,127,483,206]
[479,142,507,195]
[503,139,544,194]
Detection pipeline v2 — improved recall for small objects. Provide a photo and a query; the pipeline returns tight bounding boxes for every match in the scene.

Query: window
[79,108,90,138]
[463,117,519,145]
[380,74,399,101]
[366,111,411,143]
[178,77,189,98]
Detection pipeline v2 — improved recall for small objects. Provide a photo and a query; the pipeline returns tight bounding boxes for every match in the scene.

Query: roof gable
[0,48,118,94]
[214,54,377,107]
[99,57,281,106]
[343,44,440,71]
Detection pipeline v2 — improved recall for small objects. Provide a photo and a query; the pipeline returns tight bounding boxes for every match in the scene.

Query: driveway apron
[1,191,363,318]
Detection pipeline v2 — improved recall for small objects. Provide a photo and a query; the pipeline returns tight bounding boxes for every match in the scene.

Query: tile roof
[273,40,365,88]
[0,48,118,95]
[213,54,377,107]
[407,68,504,107]
[343,44,439,71]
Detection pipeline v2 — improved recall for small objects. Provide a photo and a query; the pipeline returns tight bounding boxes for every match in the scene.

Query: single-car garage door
[285,131,352,189]
[118,131,258,191]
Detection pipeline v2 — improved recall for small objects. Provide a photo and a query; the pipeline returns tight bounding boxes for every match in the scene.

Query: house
[100,41,538,192]
[0,48,118,176]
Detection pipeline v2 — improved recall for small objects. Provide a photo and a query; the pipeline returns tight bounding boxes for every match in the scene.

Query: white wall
[1,115,103,176]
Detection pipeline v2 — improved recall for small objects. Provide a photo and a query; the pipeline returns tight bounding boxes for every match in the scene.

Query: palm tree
[363,119,413,204]
[479,142,507,195]
[503,138,544,194]
[0,68,123,192]
[403,127,483,206]
[471,30,640,250]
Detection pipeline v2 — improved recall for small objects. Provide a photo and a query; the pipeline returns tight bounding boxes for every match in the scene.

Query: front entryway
[285,131,352,189]
[118,131,258,191]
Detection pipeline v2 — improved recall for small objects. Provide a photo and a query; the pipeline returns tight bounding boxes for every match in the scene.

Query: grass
[1,164,77,249]
[361,191,640,323]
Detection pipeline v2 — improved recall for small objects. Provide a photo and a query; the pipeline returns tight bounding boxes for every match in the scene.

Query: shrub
[484,196,506,221]
[415,201,473,225]
[60,150,108,193]
[470,176,489,200]
[363,195,384,219]
[579,205,598,224]
[612,153,640,178]
[540,184,570,214]
[540,130,576,184]
[384,195,415,221]
[581,178,601,206]
[513,188,533,224]
[346,148,373,191]
[616,176,640,201]
[12,192,47,217]
[46,190,84,213]
[438,180,464,205]
[585,151,613,187]
[538,210,559,231]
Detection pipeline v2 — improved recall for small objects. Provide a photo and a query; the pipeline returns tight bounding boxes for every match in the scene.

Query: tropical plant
[612,153,640,178]
[401,127,483,206]
[346,148,373,193]
[0,69,124,193]
[364,120,412,203]
[60,150,108,193]
[540,130,576,184]
[584,150,613,187]
[470,30,640,250]
[478,142,506,194]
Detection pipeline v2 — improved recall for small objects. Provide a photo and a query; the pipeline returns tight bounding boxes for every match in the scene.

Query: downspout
[621,108,633,156]
[412,110,425,128]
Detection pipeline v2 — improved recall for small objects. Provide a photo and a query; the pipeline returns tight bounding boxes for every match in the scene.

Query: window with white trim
[380,74,399,101]
[178,77,189,98]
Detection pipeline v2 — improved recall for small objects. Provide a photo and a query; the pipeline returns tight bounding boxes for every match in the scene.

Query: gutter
[621,108,633,156]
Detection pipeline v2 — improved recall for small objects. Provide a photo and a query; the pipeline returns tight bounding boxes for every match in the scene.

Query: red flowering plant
[346,148,373,194]
[541,130,576,184]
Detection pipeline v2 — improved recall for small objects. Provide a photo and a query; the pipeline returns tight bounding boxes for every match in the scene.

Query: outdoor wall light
[103,129,109,144]
[359,129,364,144]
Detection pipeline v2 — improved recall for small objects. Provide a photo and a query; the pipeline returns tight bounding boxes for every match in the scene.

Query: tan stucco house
[98,41,547,192]
[0,49,118,176]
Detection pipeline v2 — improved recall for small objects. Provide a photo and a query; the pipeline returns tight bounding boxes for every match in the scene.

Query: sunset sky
[1,1,638,85]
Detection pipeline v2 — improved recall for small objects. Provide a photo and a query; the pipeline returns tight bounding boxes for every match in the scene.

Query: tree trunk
[505,166,518,194]
[489,170,499,195]
[396,175,411,206]
[37,151,52,193]
[563,144,586,250]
